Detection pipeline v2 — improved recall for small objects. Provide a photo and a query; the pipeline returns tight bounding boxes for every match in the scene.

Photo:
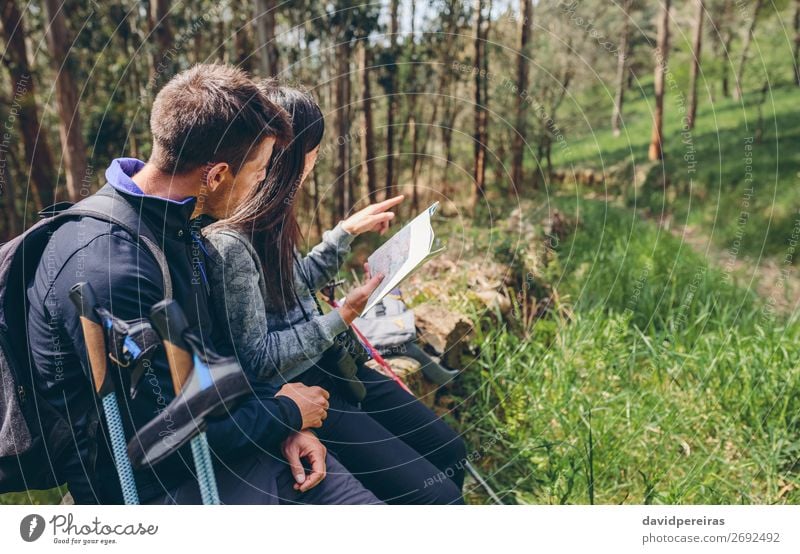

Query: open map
[363,202,445,315]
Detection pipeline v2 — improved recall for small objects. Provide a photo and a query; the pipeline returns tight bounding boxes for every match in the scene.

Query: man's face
[203,137,275,219]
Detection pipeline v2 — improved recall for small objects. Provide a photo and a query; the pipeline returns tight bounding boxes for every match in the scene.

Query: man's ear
[205,162,230,192]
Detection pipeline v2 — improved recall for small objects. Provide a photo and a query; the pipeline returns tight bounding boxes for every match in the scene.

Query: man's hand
[337,263,384,325]
[281,430,327,492]
[276,383,330,429]
[341,195,404,236]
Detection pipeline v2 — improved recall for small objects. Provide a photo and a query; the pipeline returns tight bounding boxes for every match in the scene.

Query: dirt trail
[656,215,800,316]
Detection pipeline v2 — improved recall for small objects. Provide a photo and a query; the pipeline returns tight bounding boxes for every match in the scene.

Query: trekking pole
[69,282,139,505]
[321,288,505,504]
[148,300,220,505]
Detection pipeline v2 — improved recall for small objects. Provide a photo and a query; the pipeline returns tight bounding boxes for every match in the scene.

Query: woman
[203,81,466,505]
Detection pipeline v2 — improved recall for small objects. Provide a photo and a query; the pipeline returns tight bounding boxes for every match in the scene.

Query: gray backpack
[0,188,169,493]
[352,290,416,354]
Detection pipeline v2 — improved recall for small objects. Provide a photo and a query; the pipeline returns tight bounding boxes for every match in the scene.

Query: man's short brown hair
[149,64,292,174]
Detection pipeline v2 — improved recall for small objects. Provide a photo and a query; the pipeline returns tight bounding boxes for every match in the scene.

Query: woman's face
[205,136,274,219]
[300,146,320,186]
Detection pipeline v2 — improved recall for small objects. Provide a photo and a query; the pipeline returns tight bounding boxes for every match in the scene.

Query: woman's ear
[205,162,230,192]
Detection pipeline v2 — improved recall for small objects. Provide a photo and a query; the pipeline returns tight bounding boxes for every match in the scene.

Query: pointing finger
[368,195,405,213]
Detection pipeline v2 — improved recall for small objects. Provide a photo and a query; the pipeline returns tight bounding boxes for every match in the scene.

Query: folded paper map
[362,202,445,315]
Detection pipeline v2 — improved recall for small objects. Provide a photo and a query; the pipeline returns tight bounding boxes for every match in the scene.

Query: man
[26,64,379,504]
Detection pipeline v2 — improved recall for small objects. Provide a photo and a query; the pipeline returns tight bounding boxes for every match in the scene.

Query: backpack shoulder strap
[49,188,173,299]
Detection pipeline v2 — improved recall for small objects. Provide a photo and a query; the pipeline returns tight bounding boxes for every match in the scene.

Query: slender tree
[359,41,377,199]
[793,0,800,86]
[512,0,533,188]
[732,0,764,101]
[687,0,704,129]
[0,0,57,210]
[648,0,671,162]
[408,0,420,212]
[384,0,399,199]
[254,0,280,76]
[708,0,734,98]
[473,0,489,209]
[333,34,352,219]
[43,0,88,202]
[611,0,633,137]
[148,0,174,86]
[234,9,256,72]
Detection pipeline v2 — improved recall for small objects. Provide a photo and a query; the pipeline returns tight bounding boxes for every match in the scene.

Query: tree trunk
[687,0,704,130]
[710,0,733,98]
[253,0,280,76]
[311,165,323,239]
[793,0,800,86]
[512,0,532,188]
[334,40,350,220]
[234,12,255,73]
[648,0,671,162]
[43,0,88,202]
[359,42,377,200]
[440,85,460,197]
[0,142,21,239]
[408,0,422,213]
[0,0,58,210]
[721,28,733,97]
[733,0,764,101]
[384,0,399,200]
[472,0,488,211]
[148,0,174,87]
[611,0,632,137]
[344,43,354,211]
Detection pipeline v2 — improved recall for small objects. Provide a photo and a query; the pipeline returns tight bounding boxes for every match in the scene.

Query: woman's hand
[276,383,330,429]
[341,195,405,236]
[337,264,384,325]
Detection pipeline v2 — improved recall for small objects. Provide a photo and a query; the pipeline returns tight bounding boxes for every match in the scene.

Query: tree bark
[710,0,733,98]
[359,42,377,200]
[334,40,351,220]
[512,0,532,188]
[648,0,671,162]
[732,0,764,101]
[687,0,704,129]
[253,0,280,76]
[472,0,489,211]
[0,140,21,239]
[43,0,88,202]
[611,0,632,137]
[408,0,422,213]
[384,0,399,200]
[234,11,255,73]
[148,0,174,86]
[793,0,800,86]
[0,0,58,210]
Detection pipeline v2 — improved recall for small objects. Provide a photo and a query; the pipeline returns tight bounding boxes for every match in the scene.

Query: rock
[414,304,475,370]
[475,289,512,315]
[365,356,438,408]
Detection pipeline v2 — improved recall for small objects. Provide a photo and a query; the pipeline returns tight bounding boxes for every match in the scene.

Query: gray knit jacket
[203,223,355,385]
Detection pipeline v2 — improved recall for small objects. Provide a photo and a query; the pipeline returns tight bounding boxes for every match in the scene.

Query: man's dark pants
[146,451,382,504]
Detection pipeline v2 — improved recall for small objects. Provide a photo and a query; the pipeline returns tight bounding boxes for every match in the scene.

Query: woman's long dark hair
[209,80,324,312]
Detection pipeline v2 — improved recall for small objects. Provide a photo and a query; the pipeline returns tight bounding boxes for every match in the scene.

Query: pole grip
[69,282,110,395]
[149,299,193,393]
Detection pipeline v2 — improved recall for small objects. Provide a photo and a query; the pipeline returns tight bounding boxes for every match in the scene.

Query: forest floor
[658,218,800,316]
[440,196,800,505]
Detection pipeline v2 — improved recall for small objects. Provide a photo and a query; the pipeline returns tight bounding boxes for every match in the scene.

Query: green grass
[548,83,800,262]
[458,198,800,504]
